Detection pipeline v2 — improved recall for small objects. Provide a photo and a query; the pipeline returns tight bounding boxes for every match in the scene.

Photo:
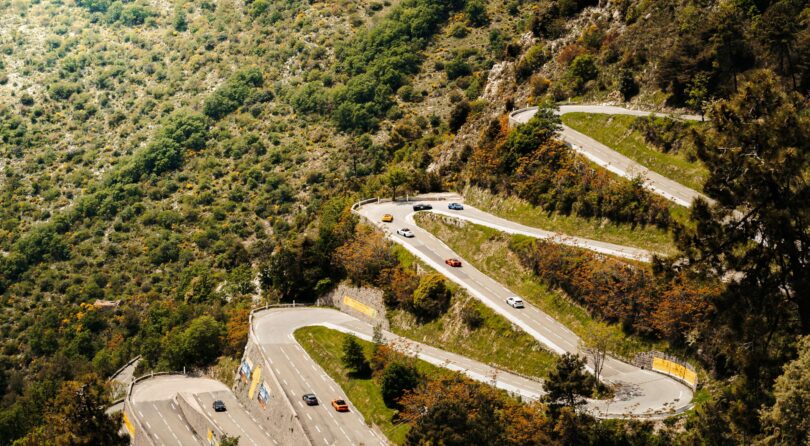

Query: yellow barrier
[248,365,262,399]
[123,411,135,437]
[652,357,697,386]
[343,295,376,318]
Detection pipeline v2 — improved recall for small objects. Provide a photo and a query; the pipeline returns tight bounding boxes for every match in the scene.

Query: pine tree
[341,335,370,377]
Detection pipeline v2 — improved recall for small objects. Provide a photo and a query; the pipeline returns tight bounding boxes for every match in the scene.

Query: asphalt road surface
[251,310,388,446]
[509,104,710,207]
[428,199,654,262]
[129,375,275,446]
[358,198,693,417]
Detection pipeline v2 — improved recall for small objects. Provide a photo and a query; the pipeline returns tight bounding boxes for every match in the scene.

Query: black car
[412,203,433,211]
[302,393,319,406]
[212,400,226,412]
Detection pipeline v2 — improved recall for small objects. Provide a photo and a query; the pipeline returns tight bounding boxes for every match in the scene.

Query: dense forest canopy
[0,0,808,444]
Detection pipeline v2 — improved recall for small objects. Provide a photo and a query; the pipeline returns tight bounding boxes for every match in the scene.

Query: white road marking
[150,403,180,444]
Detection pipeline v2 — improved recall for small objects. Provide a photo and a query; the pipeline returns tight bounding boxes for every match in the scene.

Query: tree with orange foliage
[401,375,556,446]
[651,273,714,343]
[378,266,419,308]
[333,224,397,286]
[501,403,555,446]
[224,306,251,357]
[401,376,509,445]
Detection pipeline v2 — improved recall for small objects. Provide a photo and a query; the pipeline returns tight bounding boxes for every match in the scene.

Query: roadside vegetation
[464,187,679,256]
[294,326,451,444]
[2,0,810,443]
[561,113,708,191]
[333,224,557,378]
[296,327,667,446]
[464,108,673,230]
[414,213,680,360]
[388,296,557,379]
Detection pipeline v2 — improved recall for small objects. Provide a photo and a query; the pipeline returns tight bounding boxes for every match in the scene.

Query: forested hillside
[0,0,809,444]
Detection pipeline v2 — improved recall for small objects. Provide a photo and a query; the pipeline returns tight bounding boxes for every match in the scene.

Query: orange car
[331,399,349,412]
[382,214,394,222]
[445,258,462,267]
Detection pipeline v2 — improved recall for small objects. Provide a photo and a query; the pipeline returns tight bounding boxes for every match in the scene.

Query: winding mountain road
[356,199,692,416]
[129,105,704,445]
[429,200,655,262]
[509,104,709,207]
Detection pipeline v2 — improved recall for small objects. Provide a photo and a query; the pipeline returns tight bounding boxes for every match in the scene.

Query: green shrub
[380,362,421,407]
[465,0,488,26]
[567,54,598,91]
[412,273,452,319]
[49,82,82,101]
[445,56,472,80]
[163,316,225,369]
[204,68,264,120]
[449,100,471,132]
[516,44,548,81]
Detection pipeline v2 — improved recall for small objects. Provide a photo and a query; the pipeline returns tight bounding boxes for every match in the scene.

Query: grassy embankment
[389,244,557,379]
[294,326,450,445]
[464,187,681,257]
[561,113,708,192]
[414,213,671,360]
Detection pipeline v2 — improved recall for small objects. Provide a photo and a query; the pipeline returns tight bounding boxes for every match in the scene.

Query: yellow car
[382,214,394,222]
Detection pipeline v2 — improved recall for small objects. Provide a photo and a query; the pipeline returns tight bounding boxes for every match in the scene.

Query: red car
[445,258,462,267]
[331,399,349,412]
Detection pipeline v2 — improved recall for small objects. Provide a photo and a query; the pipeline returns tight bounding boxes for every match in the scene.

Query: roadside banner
[122,411,135,437]
[248,365,262,399]
[239,359,252,383]
[652,357,698,386]
[343,295,376,317]
[257,382,269,409]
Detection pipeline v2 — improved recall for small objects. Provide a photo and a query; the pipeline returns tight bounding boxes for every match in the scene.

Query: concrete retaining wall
[122,402,153,446]
[175,392,224,444]
[233,337,311,445]
[320,282,389,330]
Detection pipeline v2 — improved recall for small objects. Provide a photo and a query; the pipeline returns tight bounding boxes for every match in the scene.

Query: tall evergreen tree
[543,353,595,409]
[666,70,810,382]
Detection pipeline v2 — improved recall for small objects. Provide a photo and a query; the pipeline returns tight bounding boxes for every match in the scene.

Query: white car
[506,297,524,308]
[397,228,415,238]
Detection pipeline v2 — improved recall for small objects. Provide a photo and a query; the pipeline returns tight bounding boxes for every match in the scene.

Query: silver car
[506,297,524,308]
[397,228,415,238]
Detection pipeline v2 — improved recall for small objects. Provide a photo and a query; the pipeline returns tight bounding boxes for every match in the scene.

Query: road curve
[428,199,655,262]
[129,375,277,446]
[508,105,709,207]
[357,198,693,418]
[251,309,388,446]
[254,306,691,421]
